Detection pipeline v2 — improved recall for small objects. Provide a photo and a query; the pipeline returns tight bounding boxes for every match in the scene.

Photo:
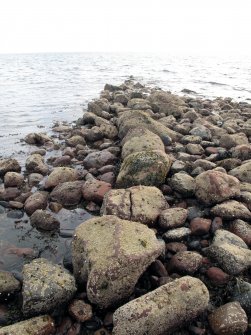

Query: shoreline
[0,80,250,334]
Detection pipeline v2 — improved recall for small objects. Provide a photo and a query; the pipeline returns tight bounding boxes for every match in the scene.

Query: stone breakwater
[0,79,250,334]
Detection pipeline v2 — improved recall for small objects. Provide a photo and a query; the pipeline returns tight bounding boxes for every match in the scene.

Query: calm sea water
[0,52,251,159]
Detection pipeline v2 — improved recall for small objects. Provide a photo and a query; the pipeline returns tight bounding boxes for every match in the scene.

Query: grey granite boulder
[101,186,168,226]
[72,215,164,308]
[113,276,209,335]
[22,258,76,316]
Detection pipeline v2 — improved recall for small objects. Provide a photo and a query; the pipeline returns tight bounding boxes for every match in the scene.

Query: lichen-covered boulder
[117,110,172,145]
[45,167,79,189]
[72,215,164,308]
[229,161,251,183]
[121,128,165,160]
[50,181,83,206]
[159,208,188,230]
[195,170,240,205]
[116,150,171,188]
[147,90,186,117]
[0,315,55,335]
[101,186,168,226]
[22,258,76,316]
[113,276,209,335]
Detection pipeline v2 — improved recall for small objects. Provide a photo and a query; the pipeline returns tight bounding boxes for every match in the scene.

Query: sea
[0,52,251,159]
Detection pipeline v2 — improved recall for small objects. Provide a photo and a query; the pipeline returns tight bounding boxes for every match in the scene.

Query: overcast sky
[0,0,250,55]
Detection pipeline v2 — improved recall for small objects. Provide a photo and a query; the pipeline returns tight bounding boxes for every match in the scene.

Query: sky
[0,0,250,55]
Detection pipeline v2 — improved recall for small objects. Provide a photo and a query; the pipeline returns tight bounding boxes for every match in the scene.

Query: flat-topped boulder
[113,276,209,335]
[101,186,168,226]
[211,200,251,220]
[72,215,164,308]
[116,150,171,188]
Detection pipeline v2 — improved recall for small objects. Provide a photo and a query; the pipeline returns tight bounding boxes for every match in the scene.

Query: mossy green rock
[121,128,165,160]
[72,215,164,308]
[116,150,171,188]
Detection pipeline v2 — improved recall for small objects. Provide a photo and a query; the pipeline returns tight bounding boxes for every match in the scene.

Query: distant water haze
[0,52,250,159]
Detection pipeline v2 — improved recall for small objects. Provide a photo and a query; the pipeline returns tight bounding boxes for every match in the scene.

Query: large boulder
[116,150,171,188]
[72,215,164,308]
[121,128,165,160]
[0,159,21,177]
[101,186,168,226]
[117,110,172,145]
[229,161,251,183]
[0,315,55,335]
[195,170,240,205]
[147,91,186,117]
[25,154,48,175]
[45,167,79,189]
[113,276,209,335]
[22,258,76,316]
[50,181,83,206]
